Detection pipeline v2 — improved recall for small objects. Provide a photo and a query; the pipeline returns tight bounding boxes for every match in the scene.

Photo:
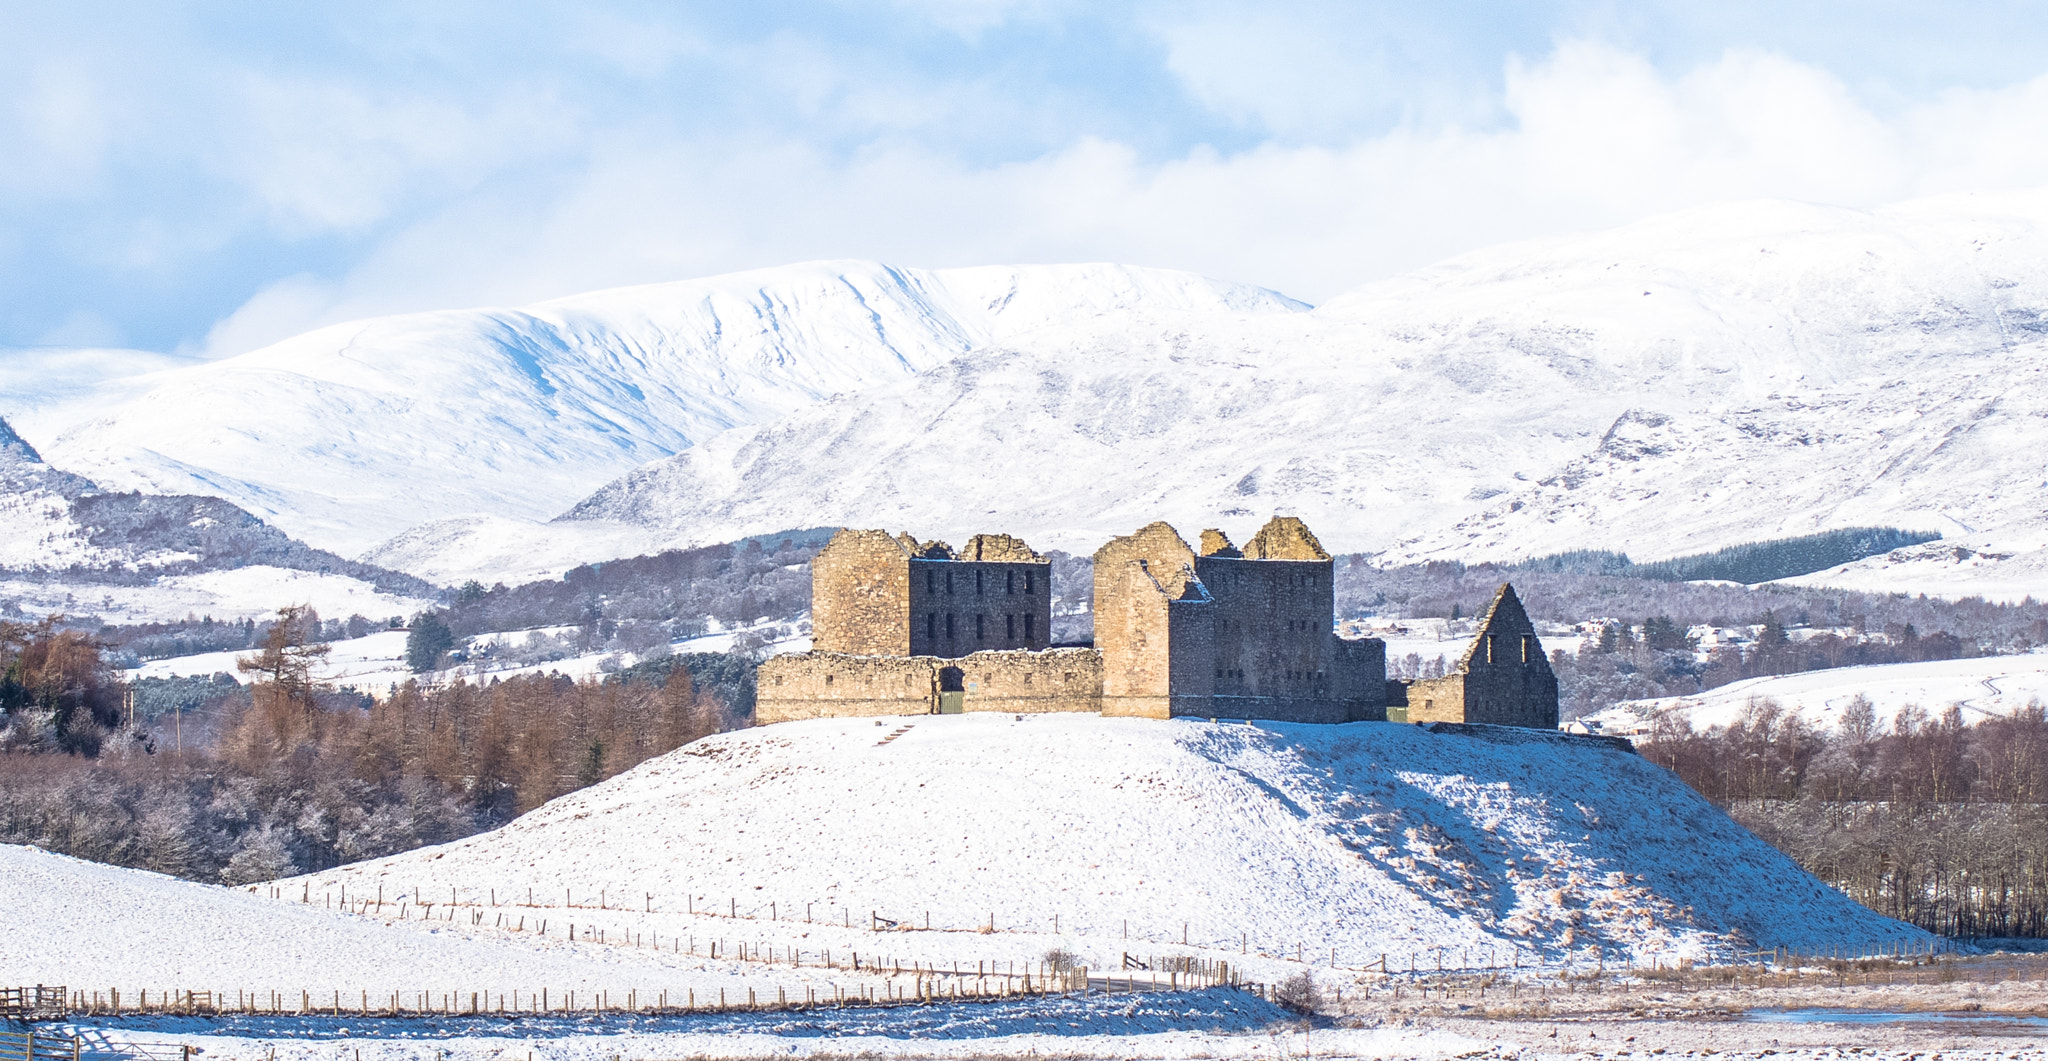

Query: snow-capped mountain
[0,417,105,571]
[24,191,2048,596]
[515,192,2048,584]
[36,262,1306,554]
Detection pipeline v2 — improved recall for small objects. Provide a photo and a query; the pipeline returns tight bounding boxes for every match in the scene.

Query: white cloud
[218,75,577,235]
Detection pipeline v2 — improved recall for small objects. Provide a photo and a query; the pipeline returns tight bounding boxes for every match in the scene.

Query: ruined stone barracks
[757,517,1558,728]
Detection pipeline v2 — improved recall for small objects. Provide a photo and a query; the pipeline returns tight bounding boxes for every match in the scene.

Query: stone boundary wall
[757,648,1106,722]
[756,652,936,723]
[953,648,1103,714]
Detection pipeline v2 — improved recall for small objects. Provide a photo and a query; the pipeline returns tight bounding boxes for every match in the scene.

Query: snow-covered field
[5,567,435,627]
[286,714,1922,970]
[1585,652,2048,736]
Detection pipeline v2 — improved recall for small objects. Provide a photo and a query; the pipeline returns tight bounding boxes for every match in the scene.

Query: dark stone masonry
[758,517,1559,728]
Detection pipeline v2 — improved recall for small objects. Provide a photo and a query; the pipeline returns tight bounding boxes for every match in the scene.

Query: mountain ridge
[38,261,1308,554]
[502,192,2048,586]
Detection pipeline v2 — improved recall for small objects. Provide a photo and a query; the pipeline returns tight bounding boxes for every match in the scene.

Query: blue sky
[7,1,2048,357]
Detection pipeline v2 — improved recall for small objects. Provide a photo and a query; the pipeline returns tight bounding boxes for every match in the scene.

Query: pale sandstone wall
[954,648,1103,714]
[1400,674,1470,724]
[811,530,912,656]
[756,652,936,723]
[1097,560,1177,718]
[1094,523,1202,719]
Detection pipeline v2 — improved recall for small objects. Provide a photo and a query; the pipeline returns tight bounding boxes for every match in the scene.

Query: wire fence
[8,967,1259,1023]
[257,881,1951,977]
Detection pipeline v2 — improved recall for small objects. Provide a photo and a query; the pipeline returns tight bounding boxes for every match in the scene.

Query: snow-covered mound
[38,262,1303,555]
[292,714,1923,967]
[1588,653,2048,737]
[544,192,2048,568]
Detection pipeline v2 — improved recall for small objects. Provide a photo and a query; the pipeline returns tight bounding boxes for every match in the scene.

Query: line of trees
[0,607,743,884]
[1642,698,2048,937]
[1553,610,1980,721]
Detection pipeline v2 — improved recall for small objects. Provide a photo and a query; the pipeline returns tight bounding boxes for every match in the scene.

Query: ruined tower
[809,528,1052,659]
[1390,583,1559,728]
[1092,517,1386,723]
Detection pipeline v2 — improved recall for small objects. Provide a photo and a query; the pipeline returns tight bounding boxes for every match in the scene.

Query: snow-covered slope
[1777,529,2048,603]
[0,416,105,570]
[291,714,1923,967]
[0,844,871,996]
[40,263,1305,555]
[0,415,435,622]
[534,192,2048,573]
[1585,653,2048,736]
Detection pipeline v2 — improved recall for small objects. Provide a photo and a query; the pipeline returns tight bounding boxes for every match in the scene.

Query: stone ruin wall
[1392,674,1469,724]
[756,649,1103,723]
[1194,554,1333,702]
[907,556,1053,658]
[1458,663,1561,728]
[809,530,911,657]
[1093,523,1202,719]
[1387,585,1560,727]
[949,648,1104,714]
[756,652,935,723]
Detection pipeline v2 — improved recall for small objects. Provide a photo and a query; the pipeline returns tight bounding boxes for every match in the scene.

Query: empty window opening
[926,569,935,594]
[976,570,984,596]
[946,571,954,595]
[1486,634,1498,664]
[1006,614,1016,640]
[1025,571,1035,594]
[824,674,834,685]
[1024,614,1036,641]
[1007,570,1016,594]
[976,614,986,642]
[1521,634,1536,663]
[926,613,936,642]
[946,613,956,639]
